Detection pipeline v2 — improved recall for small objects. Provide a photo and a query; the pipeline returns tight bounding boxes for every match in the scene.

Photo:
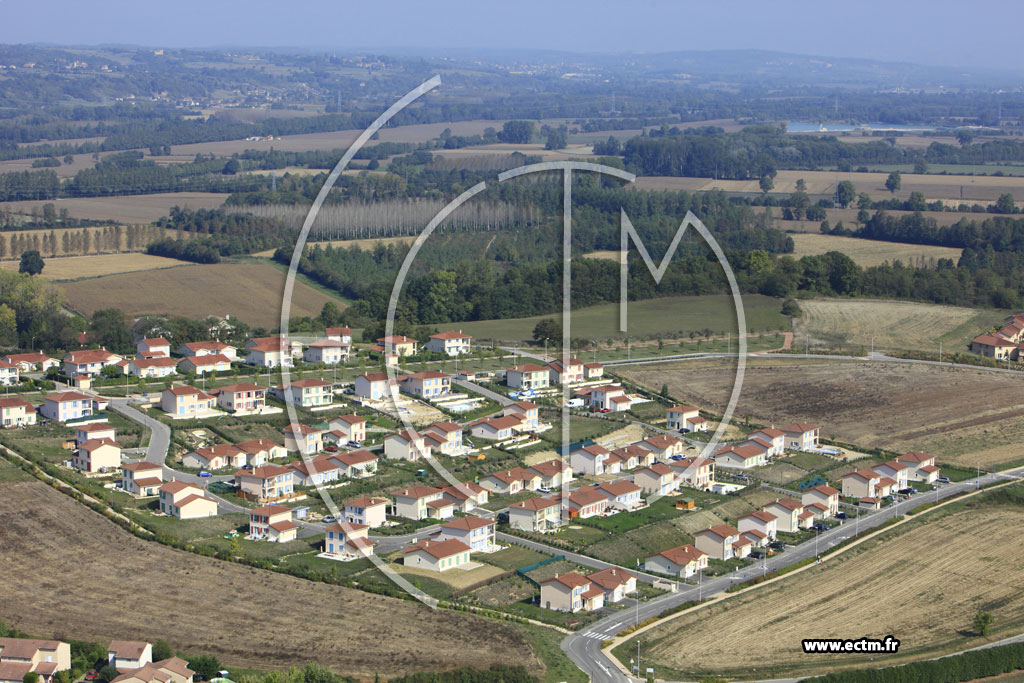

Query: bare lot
[789,233,962,268]
[619,356,1024,467]
[632,504,1024,679]
[0,193,226,223]
[60,262,343,326]
[0,480,538,678]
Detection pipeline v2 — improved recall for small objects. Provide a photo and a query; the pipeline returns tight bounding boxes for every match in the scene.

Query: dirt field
[619,356,1024,467]
[0,193,226,223]
[0,480,539,678]
[0,252,183,280]
[779,207,984,234]
[795,298,1006,353]
[59,262,344,326]
[789,233,962,268]
[633,504,1024,679]
[635,169,1024,204]
[253,235,417,258]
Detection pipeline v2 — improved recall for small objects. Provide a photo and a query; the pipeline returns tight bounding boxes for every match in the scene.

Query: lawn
[482,544,553,571]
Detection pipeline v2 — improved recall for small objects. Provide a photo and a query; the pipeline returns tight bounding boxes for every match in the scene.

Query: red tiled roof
[654,544,706,566]
[402,538,470,559]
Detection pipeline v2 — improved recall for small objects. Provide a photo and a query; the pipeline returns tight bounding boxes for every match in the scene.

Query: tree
[759,175,774,193]
[90,308,133,353]
[185,655,221,681]
[532,318,561,344]
[781,298,802,317]
[956,130,975,146]
[497,120,535,144]
[152,641,174,662]
[995,193,1016,214]
[24,673,40,683]
[789,191,810,220]
[222,159,240,175]
[19,250,44,276]
[885,171,902,194]
[545,127,568,150]
[795,178,806,192]
[319,301,342,327]
[836,180,856,208]
[97,666,119,683]
[974,611,993,636]
[913,158,928,174]
[660,383,670,398]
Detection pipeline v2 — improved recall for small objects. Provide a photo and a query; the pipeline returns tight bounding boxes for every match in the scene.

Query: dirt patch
[0,480,539,678]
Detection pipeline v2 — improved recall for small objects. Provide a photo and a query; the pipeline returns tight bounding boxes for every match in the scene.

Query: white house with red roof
[565,489,608,519]
[178,341,237,359]
[502,400,540,430]
[424,331,472,356]
[3,352,59,372]
[666,405,706,432]
[402,538,471,571]
[590,480,643,510]
[354,372,396,401]
[245,338,294,368]
[468,415,522,441]
[640,433,685,459]
[970,333,1017,359]
[586,567,636,603]
[763,497,813,533]
[39,391,94,422]
[505,363,549,390]
[376,335,418,356]
[644,544,707,578]
[0,637,71,683]
[0,397,36,428]
[738,510,778,544]
[248,505,298,542]
[0,359,19,386]
[671,456,715,490]
[287,455,341,486]
[160,385,216,417]
[439,515,496,552]
[391,485,445,520]
[802,484,841,516]
[234,438,286,466]
[582,362,604,380]
[182,443,245,471]
[328,414,366,443]
[274,378,332,408]
[588,384,631,411]
[872,460,910,491]
[215,382,265,414]
[896,451,941,483]
[570,443,610,476]
[283,423,325,454]
[329,449,379,478]
[159,481,218,519]
[72,437,120,473]
[423,421,464,456]
[177,354,232,375]
[325,327,352,345]
[136,337,170,358]
[839,468,881,499]
[62,349,122,377]
[106,641,152,671]
[127,357,178,379]
[695,524,751,560]
[343,496,388,528]
[324,521,375,560]
[478,466,539,495]
[398,370,451,399]
[527,458,573,489]
[714,442,768,469]
[508,496,561,531]
[303,339,348,365]
[539,572,605,612]
[747,428,785,457]
[634,463,676,496]
[546,357,585,385]
[441,482,489,512]
[780,423,820,451]
[234,465,294,502]
[121,462,163,497]
[384,430,429,460]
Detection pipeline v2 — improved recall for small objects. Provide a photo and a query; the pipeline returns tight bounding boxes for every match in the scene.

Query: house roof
[430,331,471,340]
[193,443,243,460]
[325,327,352,336]
[285,422,323,436]
[508,400,538,411]
[972,333,1016,347]
[668,405,700,413]
[644,434,680,450]
[251,504,292,516]
[739,510,777,523]
[159,480,199,494]
[510,496,560,511]
[898,451,935,463]
[876,460,909,472]
[45,390,93,403]
[507,363,546,373]
[399,370,451,380]
[108,641,150,659]
[182,341,231,353]
[378,335,417,344]
[698,524,740,540]
[79,437,120,451]
[359,371,391,382]
[586,567,635,590]
[594,480,642,497]
[653,544,706,566]
[164,384,210,397]
[217,382,263,393]
[345,496,387,508]
[568,489,606,507]
[441,481,486,500]
[0,637,63,658]
[325,521,369,535]
[808,484,840,496]
[428,421,462,433]
[574,443,610,457]
[539,571,591,589]
[841,468,880,482]
[332,413,366,425]
[234,438,279,454]
[65,349,116,363]
[612,444,650,459]
[331,450,377,467]
[715,442,766,459]
[472,415,522,431]
[402,537,470,559]
[920,465,941,473]
[639,462,675,477]
[766,497,803,511]
[77,422,114,432]
[269,520,298,532]
[235,464,291,479]
[288,456,340,476]
[779,422,819,433]
[3,352,55,364]
[122,461,161,472]
[442,515,494,531]
[132,357,177,369]
[131,477,162,488]
[307,339,345,348]
[485,467,535,485]
[583,362,603,369]
[393,485,442,499]
[673,456,714,470]
[528,458,570,477]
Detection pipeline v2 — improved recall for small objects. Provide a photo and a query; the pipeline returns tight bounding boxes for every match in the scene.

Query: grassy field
[0,479,542,678]
[780,207,986,234]
[795,297,1007,354]
[621,501,1024,680]
[789,233,962,268]
[0,252,184,280]
[58,262,345,326]
[454,294,788,343]
[253,235,416,258]
[619,356,1024,468]
[0,192,226,223]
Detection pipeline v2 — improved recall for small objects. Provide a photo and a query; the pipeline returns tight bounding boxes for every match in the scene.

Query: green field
[453,294,789,343]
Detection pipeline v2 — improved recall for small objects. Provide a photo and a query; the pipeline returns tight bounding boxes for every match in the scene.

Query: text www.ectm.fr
[802,637,901,654]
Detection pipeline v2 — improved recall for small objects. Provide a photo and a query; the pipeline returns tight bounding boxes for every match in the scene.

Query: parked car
[937,476,950,483]
[749,550,764,560]
[85,672,97,681]
[348,441,361,448]
[538,486,551,494]
[322,515,336,523]
[198,470,211,478]
[898,487,916,496]
[835,511,848,519]
[669,454,684,461]
[324,444,338,452]
[813,522,828,532]
[769,540,786,550]
[496,511,509,524]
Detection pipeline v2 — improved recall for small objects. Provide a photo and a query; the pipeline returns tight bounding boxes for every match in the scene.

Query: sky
[1,0,1022,71]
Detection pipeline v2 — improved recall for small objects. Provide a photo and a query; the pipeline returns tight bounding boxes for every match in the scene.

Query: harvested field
[631,504,1024,679]
[789,233,962,268]
[0,193,226,223]
[780,207,983,233]
[59,262,344,327]
[0,480,540,678]
[619,356,1024,467]
[795,298,1006,354]
[0,253,183,280]
[253,235,416,258]
[393,562,506,590]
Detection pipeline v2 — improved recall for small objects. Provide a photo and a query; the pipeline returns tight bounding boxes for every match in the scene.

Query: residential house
[780,423,820,451]
[245,338,293,368]
[248,505,298,542]
[325,327,352,345]
[283,423,325,454]
[970,333,1017,359]
[586,568,636,603]
[539,573,605,613]
[328,414,367,443]
[695,524,751,560]
[440,482,489,513]
[479,467,538,495]
[323,521,375,561]
[508,496,562,532]
[136,338,170,357]
[398,370,451,399]
[546,357,584,385]
[423,421,463,456]
[590,480,643,510]
[234,465,294,502]
[570,444,610,476]
[634,463,676,496]
[503,400,540,430]
[384,430,429,460]
[329,449,378,478]
[160,385,216,417]
[0,360,19,386]
[215,382,265,414]
[178,341,237,360]
[2,352,59,373]
[158,481,218,519]
[63,349,122,377]
[640,434,685,460]
[121,462,163,496]
[127,357,177,379]
[527,458,573,489]
[439,515,496,552]
[896,451,941,483]
[39,391,94,422]
[354,372,396,401]
[74,422,115,445]
[644,544,708,578]
[764,497,813,533]
[840,469,883,499]
[564,488,608,519]
[182,443,244,471]
[0,397,36,428]
[343,496,388,528]
[802,484,841,517]
[714,442,768,469]
[303,339,347,365]
[468,415,522,441]
[505,363,549,390]
[666,405,706,432]
[73,438,121,473]
[588,384,631,412]
[108,658,194,683]
[582,362,604,380]
[402,538,471,572]
[177,354,232,375]
[747,428,786,457]
[107,642,152,670]
[872,461,910,491]
[671,456,715,490]
[737,510,778,543]
[377,335,418,357]
[0,637,71,683]
[287,455,341,486]
[234,438,286,467]
[275,378,332,408]
[424,331,472,356]
[391,485,446,520]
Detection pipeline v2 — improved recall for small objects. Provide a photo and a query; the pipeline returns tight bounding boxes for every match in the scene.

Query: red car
[325,444,338,452]
[86,672,98,681]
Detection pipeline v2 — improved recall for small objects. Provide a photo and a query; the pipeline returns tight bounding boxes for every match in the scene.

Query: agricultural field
[780,207,985,233]
[789,233,962,268]
[0,252,183,280]
[795,297,1007,354]
[619,356,1024,468]
[252,235,416,258]
[454,293,788,343]
[59,262,345,326]
[0,192,226,223]
[0,479,541,678]
[625,502,1024,680]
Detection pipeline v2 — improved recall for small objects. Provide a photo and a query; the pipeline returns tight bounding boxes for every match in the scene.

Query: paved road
[454,378,513,407]
[563,466,1024,683]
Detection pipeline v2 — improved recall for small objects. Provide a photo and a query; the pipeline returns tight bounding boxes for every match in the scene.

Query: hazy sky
[2,0,1022,71]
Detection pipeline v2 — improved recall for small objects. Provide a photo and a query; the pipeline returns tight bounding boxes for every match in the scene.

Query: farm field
[635,169,1024,204]
[795,298,1007,354]
[624,503,1024,680]
[252,235,417,258]
[0,252,183,280]
[619,356,1024,467]
[59,262,344,326]
[789,233,963,267]
[0,480,540,678]
[780,207,984,233]
[0,192,226,223]
[454,293,788,343]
